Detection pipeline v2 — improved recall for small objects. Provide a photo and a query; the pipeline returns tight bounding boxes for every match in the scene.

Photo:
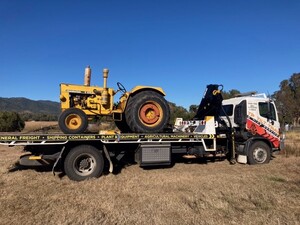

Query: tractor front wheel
[58,108,88,134]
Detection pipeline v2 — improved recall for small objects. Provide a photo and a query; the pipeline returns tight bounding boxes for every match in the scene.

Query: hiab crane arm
[173,84,236,163]
[193,84,236,163]
[193,84,224,120]
[173,84,225,133]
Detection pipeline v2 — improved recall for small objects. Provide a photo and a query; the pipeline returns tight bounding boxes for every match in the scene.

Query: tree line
[0,111,25,132]
[0,112,57,132]
[20,112,58,122]
[170,73,300,126]
[169,89,241,122]
[273,73,300,125]
[0,73,299,131]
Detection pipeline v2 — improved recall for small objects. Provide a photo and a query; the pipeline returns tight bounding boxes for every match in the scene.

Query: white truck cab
[174,85,282,165]
[221,93,281,150]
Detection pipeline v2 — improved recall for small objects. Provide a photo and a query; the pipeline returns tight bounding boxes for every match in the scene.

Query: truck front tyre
[59,108,88,134]
[125,91,170,133]
[64,145,104,181]
[247,141,271,165]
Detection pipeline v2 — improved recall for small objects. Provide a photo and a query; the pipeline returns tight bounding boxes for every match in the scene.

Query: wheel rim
[253,147,267,163]
[73,153,96,176]
[65,114,82,130]
[139,101,163,127]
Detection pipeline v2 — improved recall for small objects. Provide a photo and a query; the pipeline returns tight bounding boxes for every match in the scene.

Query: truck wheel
[59,108,88,134]
[247,141,271,165]
[64,145,104,181]
[125,90,170,133]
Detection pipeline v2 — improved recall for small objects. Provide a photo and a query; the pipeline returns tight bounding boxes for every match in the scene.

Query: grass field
[0,123,299,225]
[284,130,300,157]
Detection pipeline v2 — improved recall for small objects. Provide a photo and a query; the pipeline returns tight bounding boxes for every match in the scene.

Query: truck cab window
[220,104,233,116]
[259,102,277,121]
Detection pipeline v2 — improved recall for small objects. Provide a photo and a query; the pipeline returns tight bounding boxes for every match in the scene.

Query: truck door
[247,101,280,148]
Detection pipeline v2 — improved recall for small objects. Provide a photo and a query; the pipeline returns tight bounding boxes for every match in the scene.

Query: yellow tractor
[59,66,170,134]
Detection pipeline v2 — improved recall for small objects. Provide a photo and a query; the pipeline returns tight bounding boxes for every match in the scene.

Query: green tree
[189,105,198,115]
[274,73,300,124]
[19,112,58,121]
[221,89,241,99]
[0,111,25,132]
[168,102,191,124]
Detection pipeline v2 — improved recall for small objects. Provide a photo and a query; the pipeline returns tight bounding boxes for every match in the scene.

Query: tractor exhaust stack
[103,68,109,89]
[101,68,109,105]
[84,66,91,86]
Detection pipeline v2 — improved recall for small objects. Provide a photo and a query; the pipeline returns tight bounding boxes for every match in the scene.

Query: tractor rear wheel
[125,90,170,133]
[58,108,88,134]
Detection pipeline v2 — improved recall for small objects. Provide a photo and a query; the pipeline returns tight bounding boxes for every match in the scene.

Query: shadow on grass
[7,153,228,180]
[7,161,66,179]
[139,154,227,171]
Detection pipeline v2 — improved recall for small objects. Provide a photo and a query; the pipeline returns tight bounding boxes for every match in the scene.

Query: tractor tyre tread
[125,91,170,133]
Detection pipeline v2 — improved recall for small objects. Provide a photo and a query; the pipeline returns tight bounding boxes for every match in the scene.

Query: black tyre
[125,90,170,133]
[64,145,104,181]
[114,114,132,133]
[58,108,88,134]
[248,141,271,165]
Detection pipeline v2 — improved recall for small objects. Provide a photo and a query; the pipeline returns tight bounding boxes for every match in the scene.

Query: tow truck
[0,84,282,181]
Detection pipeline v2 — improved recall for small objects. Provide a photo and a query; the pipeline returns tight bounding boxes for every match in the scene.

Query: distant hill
[0,97,60,115]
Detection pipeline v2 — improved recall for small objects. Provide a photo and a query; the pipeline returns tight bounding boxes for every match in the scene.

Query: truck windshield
[220,104,233,116]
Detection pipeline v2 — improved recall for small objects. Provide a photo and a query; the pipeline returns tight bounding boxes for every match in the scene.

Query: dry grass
[283,130,300,157]
[0,124,299,224]
[0,144,299,225]
[22,121,59,133]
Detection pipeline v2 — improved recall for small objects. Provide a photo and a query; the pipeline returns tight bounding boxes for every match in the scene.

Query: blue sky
[0,0,299,109]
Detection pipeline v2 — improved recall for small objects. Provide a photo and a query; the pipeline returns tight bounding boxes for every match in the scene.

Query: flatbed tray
[0,133,218,145]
